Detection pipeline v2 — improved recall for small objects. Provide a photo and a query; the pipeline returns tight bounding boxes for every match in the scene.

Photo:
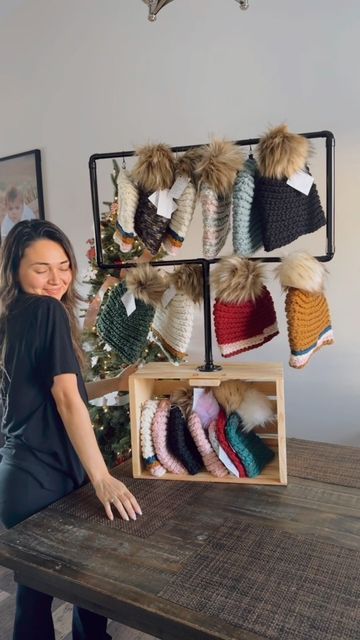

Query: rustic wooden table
[0,439,359,640]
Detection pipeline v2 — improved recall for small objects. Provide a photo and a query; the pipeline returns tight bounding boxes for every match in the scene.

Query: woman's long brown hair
[0,219,85,367]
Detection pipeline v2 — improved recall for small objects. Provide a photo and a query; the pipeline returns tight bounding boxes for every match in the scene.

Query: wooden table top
[0,439,360,640]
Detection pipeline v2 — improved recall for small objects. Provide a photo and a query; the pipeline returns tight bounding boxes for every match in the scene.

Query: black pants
[0,459,111,640]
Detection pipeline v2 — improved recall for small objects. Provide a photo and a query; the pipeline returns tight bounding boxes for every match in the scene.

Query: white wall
[0,0,359,444]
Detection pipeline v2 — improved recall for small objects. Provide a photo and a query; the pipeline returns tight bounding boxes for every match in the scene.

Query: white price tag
[287,170,314,195]
[121,290,136,316]
[90,356,98,367]
[149,191,159,207]
[161,284,177,307]
[157,189,177,219]
[218,445,240,477]
[192,387,205,412]
[169,176,190,200]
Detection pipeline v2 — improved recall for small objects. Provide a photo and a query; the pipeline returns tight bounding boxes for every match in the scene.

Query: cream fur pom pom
[211,256,265,304]
[276,251,326,293]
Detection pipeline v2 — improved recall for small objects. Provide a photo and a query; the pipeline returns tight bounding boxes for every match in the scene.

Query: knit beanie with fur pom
[232,156,263,256]
[212,256,279,358]
[277,251,334,368]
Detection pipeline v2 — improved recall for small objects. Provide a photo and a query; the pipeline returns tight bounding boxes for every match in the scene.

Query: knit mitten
[132,144,176,255]
[196,140,244,258]
[113,169,139,253]
[212,256,278,358]
[277,251,334,368]
[226,413,274,478]
[232,156,263,256]
[254,125,325,251]
[140,400,167,476]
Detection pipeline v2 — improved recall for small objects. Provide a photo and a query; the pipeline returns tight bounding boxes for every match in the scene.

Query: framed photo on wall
[0,149,45,243]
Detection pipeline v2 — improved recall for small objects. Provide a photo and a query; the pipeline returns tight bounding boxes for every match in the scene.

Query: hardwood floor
[0,564,158,640]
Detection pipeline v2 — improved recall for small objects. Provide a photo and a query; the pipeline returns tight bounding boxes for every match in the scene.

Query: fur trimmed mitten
[277,251,334,368]
[163,149,200,255]
[113,169,139,253]
[212,256,279,358]
[254,125,326,251]
[232,156,263,256]
[197,140,244,258]
[151,264,203,363]
[132,144,176,255]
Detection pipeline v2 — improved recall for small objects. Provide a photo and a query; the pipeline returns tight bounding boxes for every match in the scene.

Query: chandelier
[143,0,250,22]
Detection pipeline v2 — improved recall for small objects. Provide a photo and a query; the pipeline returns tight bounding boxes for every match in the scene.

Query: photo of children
[0,149,45,243]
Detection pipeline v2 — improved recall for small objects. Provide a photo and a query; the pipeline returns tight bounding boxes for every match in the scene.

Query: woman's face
[18,238,73,300]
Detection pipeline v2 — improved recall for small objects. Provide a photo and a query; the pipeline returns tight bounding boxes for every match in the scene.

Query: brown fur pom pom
[126,264,167,307]
[170,387,193,420]
[196,139,244,195]
[276,251,326,293]
[213,381,274,432]
[176,147,203,182]
[132,143,176,192]
[257,125,310,179]
[170,264,203,304]
[211,256,264,304]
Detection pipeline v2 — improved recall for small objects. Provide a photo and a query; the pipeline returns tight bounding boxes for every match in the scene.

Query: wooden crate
[129,362,287,485]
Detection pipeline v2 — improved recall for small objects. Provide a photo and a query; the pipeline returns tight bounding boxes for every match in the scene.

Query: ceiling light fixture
[143,0,250,22]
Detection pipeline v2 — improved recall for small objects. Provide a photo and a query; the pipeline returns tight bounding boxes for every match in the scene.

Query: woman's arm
[51,373,142,522]
[85,364,138,401]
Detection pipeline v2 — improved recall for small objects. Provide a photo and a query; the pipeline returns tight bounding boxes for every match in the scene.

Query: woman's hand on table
[93,474,142,522]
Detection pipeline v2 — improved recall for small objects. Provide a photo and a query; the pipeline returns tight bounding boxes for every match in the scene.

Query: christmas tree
[82,160,165,468]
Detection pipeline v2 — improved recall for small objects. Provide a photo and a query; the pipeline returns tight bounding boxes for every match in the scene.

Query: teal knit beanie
[232,156,263,256]
[97,281,155,363]
[225,412,274,477]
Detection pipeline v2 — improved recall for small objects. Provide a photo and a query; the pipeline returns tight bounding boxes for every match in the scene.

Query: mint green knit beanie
[232,156,263,256]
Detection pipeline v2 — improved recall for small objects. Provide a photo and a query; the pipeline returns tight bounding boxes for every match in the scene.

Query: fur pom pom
[237,388,274,433]
[196,139,244,195]
[276,251,326,293]
[257,125,310,179]
[126,265,167,307]
[176,147,203,181]
[213,380,251,415]
[132,143,176,192]
[170,264,203,303]
[211,256,264,304]
[170,387,193,420]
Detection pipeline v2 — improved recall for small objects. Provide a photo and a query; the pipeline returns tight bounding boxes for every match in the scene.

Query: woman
[0,219,142,640]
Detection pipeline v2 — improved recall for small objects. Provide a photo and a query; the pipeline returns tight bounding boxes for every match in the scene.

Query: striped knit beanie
[196,140,244,259]
[254,125,325,251]
[225,413,275,478]
[212,256,278,358]
[132,144,176,255]
[113,169,139,253]
[277,252,334,368]
[232,156,263,256]
[151,264,203,363]
[163,149,200,255]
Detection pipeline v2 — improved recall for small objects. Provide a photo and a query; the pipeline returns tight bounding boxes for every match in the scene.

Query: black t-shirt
[0,293,87,489]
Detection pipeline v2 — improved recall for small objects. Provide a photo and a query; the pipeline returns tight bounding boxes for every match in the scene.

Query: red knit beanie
[212,256,279,358]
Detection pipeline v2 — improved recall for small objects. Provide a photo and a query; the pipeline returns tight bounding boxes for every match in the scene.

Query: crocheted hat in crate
[163,149,200,255]
[113,168,139,253]
[232,156,263,256]
[225,413,275,478]
[254,125,326,251]
[167,405,203,475]
[140,400,166,477]
[196,140,244,258]
[151,264,203,363]
[151,399,188,474]
[132,143,176,255]
[277,252,334,368]
[215,408,247,477]
[212,256,279,358]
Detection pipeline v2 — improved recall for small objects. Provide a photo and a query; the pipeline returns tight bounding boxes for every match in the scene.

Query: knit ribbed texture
[163,182,197,255]
[215,409,247,477]
[140,400,167,477]
[254,176,326,252]
[151,400,188,475]
[225,413,275,478]
[285,288,334,369]
[113,169,139,253]
[134,189,170,255]
[188,412,228,478]
[97,282,155,362]
[214,285,279,358]
[200,185,231,259]
[208,420,238,476]
[151,293,195,363]
[167,406,203,475]
[232,157,263,256]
